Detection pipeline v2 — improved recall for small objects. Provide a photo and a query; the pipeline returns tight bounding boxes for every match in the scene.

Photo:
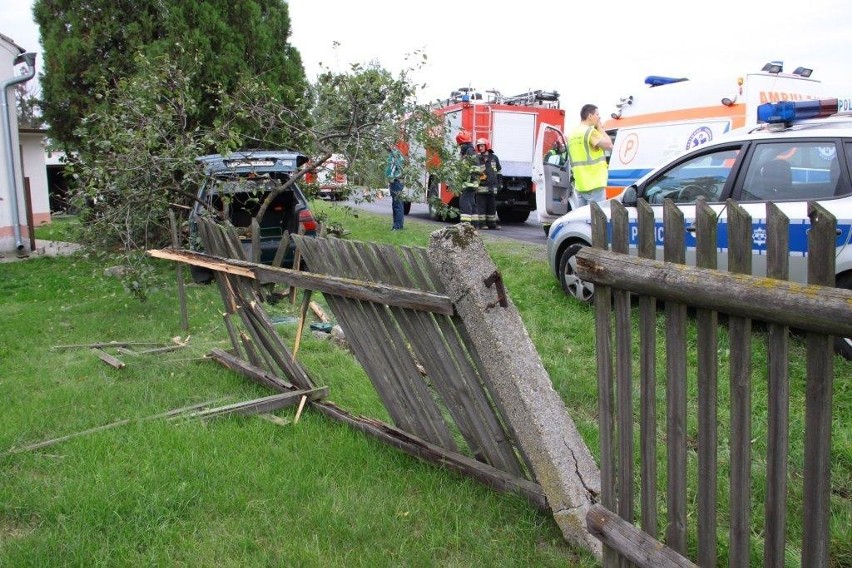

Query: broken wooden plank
[222,314,243,358]
[51,341,162,350]
[289,223,307,304]
[149,248,255,278]
[169,209,190,331]
[271,230,291,269]
[147,248,455,316]
[91,348,125,369]
[4,398,229,456]
[293,289,313,361]
[310,301,330,323]
[207,347,294,392]
[586,504,697,567]
[294,395,308,424]
[135,344,186,355]
[312,401,548,512]
[177,388,328,420]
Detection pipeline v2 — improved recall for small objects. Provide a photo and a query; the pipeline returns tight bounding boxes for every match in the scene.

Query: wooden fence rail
[578,198,848,567]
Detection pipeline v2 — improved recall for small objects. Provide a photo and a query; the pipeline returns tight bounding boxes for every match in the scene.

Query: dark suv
[189,150,317,283]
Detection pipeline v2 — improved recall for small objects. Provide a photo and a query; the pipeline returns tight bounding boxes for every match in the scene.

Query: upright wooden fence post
[169,209,189,331]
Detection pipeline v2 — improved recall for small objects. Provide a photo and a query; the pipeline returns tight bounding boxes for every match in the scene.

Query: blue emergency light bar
[757,96,852,123]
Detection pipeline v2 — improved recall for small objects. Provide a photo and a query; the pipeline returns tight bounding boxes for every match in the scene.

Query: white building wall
[0,34,28,252]
[19,131,51,226]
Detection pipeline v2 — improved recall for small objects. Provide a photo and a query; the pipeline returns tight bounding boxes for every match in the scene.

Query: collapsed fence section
[151,220,606,554]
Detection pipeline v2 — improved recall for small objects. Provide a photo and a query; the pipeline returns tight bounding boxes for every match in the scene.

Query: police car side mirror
[621,186,638,207]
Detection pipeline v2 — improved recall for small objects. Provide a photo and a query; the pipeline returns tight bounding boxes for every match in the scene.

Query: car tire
[558,243,595,302]
[836,272,852,360]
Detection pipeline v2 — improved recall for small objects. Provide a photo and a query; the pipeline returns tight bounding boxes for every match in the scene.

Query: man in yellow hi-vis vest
[567,104,613,206]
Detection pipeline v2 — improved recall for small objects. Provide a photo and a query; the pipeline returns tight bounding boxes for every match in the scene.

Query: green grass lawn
[2,205,850,566]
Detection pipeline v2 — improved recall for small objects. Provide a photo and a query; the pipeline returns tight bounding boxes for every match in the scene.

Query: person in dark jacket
[455,129,481,227]
[385,143,405,230]
[475,137,501,229]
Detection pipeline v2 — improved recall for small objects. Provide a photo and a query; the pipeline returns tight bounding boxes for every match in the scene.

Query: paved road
[342,192,550,247]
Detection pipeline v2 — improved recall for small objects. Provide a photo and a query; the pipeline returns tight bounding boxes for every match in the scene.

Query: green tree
[65,49,452,300]
[15,82,43,129]
[33,0,307,149]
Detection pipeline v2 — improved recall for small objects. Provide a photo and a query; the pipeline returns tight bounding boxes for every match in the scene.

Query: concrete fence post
[428,224,602,558]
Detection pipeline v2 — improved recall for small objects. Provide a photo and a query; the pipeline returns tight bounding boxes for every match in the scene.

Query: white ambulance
[534,62,829,233]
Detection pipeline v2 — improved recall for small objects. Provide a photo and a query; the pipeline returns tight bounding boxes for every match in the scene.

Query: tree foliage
[65,48,458,300]
[42,1,466,300]
[33,0,307,149]
[15,82,43,129]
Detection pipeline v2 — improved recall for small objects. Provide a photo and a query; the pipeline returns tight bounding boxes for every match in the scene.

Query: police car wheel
[558,243,594,303]
[836,272,852,360]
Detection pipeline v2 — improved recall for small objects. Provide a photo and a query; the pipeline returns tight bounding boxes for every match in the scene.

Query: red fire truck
[420,88,566,223]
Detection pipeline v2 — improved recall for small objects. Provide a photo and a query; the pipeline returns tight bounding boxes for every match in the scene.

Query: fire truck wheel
[497,209,531,223]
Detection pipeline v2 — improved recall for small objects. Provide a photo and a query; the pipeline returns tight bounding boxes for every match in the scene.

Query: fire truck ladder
[500,90,560,108]
[472,104,492,143]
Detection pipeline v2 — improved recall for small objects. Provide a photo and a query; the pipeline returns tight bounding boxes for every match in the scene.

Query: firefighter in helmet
[475,137,501,229]
[455,129,481,227]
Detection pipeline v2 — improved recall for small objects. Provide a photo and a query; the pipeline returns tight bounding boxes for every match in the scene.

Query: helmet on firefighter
[455,129,471,144]
[475,137,490,151]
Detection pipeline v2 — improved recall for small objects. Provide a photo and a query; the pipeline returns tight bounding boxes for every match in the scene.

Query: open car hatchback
[188,150,317,283]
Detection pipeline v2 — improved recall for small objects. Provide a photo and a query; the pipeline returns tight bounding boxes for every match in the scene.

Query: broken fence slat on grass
[208,347,294,392]
[176,388,328,420]
[586,505,697,568]
[51,341,164,350]
[312,400,549,512]
[4,398,230,456]
[91,348,126,369]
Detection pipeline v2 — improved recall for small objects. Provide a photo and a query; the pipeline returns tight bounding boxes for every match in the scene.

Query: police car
[545,97,852,358]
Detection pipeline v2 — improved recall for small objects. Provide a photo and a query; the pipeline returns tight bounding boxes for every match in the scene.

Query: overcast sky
[4,0,852,121]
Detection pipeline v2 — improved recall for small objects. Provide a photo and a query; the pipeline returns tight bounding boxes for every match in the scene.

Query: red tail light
[298,209,317,232]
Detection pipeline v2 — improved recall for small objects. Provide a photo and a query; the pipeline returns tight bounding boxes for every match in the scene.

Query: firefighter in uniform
[456,129,481,227]
[567,104,613,206]
[475,137,501,229]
